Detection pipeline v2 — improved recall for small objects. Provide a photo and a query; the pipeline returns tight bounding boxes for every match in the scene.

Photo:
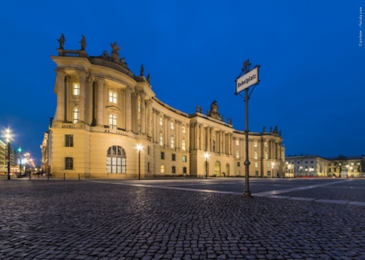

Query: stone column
[54,68,66,122]
[125,86,133,131]
[146,100,152,137]
[96,77,105,127]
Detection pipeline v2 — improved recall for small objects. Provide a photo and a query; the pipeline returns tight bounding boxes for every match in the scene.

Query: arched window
[214,161,221,176]
[107,146,126,173]
[109,114,117,129]
[73,107,79,124]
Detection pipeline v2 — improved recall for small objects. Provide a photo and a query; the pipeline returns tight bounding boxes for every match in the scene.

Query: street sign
[236,66,259,94]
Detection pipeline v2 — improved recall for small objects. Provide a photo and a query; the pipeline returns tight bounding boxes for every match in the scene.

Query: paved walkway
[0,178,364,259]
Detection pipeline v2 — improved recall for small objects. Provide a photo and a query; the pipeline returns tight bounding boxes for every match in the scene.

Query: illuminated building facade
[41,36,285,179]
[286,155,365,178]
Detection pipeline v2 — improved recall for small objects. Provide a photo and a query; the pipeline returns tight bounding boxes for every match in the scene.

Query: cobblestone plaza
[1,178,365,259]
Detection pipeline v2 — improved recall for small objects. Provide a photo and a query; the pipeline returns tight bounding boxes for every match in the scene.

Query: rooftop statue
[208,100,220,120]
[80,35,86,50]
[147,73,151,83]
[140,64,144,76]
[110,42,120,62]
[57,34,65,49]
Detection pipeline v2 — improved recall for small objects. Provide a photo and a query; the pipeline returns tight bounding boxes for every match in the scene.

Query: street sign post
[235,60,260,197]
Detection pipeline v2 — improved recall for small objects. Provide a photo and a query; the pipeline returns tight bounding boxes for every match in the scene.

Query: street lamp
[5,129,11,180]
[18,147,22,175]
[136,144,142,180]
[204,152,209,179]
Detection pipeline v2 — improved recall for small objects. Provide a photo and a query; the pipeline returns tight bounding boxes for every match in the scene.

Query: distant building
[0,140,17,174]
[286,155,365,178]
[41,36,285,179]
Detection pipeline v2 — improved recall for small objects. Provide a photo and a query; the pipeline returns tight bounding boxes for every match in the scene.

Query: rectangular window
[159,116,163,126]
[147,146,150,155]
[182,125,186,134]
[183,167,187,174]
[254,141,257,148]
[65,134,73,147]
[161,152,164,160]
[172,166,176,173]
[255,162,258,168]
[73,83,80,96]
[172,154,176,161]
[237,162,240,167]
[65,157,73,170]
[171,122,174,130]
[147,162,150,173]
[170,136,174,149]
[182,139,186,151]
[109,90,117,103]
[182,155,187,162]
[159,133,163,146]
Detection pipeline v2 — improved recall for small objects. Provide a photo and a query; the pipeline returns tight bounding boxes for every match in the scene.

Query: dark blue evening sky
[0,1,364,165]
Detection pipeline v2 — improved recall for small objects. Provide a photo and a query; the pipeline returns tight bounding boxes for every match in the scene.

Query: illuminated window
[182,155,187,162]
[106,146,126,173]
[255,162,258,168]
[159,133,163,146]
[65,135,73,147]
[73,107,79,124]
[254,141,257,148]
[109,90,117,103]
[254,151,258,159]
[109,114,117,129]
[137,95,141,133]
[161,165,165,173]
[182,139,186,151]
[171,121,174,130]
[65,157,73,169]
[170,136,174,149]
[265,152,268,159]
[236,139,239,146]
[73,83,80,96]
[236,150,239,159]
[264,142,268,147]
[159,116,163,126]
[182,125,186,134]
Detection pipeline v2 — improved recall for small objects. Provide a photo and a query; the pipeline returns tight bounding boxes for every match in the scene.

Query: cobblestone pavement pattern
[1,179,365,259]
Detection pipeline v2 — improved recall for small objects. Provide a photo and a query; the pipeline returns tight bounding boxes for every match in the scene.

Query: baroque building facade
[41,36,285,179]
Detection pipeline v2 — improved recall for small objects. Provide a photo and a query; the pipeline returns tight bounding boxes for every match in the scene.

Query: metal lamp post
[204,152,209,179]
[136,144,142,180]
